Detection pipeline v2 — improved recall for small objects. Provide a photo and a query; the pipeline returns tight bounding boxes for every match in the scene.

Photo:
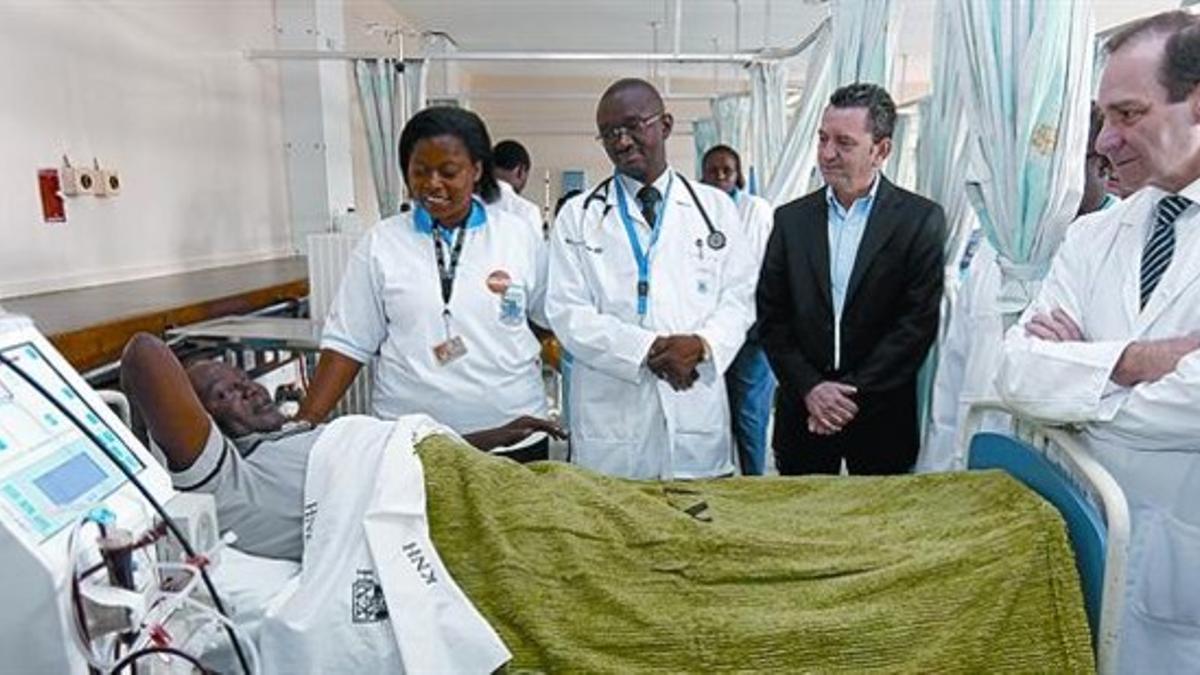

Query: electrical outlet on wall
[60,156,97,196]
[98,169,121,196]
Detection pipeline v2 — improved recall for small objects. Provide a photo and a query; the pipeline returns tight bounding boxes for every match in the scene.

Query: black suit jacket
[756,176,946,463]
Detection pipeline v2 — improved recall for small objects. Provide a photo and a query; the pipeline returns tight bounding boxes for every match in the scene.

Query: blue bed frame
[963,409,1130,675]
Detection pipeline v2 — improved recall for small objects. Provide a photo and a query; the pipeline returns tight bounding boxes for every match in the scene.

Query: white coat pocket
[672,377,725,435]
[1133,511,1200,631]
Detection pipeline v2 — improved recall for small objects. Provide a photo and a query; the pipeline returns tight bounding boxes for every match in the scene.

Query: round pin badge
[706,231,727,251]
[485,270,512,294]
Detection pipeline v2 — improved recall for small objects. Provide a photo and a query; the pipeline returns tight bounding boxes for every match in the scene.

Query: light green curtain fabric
[748,60,789,194]
[760,24,832,205]
[354,58,404,219]
[712,94,751,153]
[692,118,719,178]
[762,0,899,205]
[955,0,1094,319]
[829,0,899,93]
[885,109,917,189]
[695,95,752,180]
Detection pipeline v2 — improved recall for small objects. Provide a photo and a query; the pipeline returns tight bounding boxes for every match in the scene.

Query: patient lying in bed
[121,334,1095,673]
[119,332,564,560]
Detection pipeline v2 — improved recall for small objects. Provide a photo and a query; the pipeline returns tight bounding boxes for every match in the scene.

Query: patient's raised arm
[119,332,211,470]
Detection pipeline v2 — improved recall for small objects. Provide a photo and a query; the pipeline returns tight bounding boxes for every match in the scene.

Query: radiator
[307,233,372,417]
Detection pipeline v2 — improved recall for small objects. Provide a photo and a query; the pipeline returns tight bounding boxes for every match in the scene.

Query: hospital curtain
[694,95,751,179]
[748,60,789,196]
[762,0,899,205]
[828,0,899,94]
[403,59,428,122]
[954,0,1094,321]
[712,94,751,155]
[918,0,978,278]
[693,118,719,177]
[885,109,917,189]
[354,58,405,219]
[758,23,831,205]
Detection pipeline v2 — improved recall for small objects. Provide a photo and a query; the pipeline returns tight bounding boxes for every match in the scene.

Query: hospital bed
[961,403,1130,675]
[0,305,1117,672]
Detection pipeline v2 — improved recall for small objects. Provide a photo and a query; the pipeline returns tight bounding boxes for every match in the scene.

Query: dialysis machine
[0,314,235,673]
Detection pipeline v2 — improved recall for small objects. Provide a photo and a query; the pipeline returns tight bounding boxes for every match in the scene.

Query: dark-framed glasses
[595,112,665,143]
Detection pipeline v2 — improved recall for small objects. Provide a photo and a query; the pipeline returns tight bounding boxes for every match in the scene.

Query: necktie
[1140,195,1192,309]
[636,185,662,229]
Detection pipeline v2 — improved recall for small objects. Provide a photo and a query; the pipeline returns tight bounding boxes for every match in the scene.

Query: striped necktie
[1140,195,1192,309]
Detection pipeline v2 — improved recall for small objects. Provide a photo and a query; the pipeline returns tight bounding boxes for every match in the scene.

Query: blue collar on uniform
[413,196,488,235]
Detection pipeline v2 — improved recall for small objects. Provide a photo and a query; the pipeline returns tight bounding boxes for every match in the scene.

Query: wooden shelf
[2,257,309,371]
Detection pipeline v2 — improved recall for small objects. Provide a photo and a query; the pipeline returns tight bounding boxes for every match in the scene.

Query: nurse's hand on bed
[462,416,568,451]
[804,381,858,435]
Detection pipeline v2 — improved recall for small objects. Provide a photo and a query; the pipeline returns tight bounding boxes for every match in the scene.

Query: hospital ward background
[1,0,1198,672]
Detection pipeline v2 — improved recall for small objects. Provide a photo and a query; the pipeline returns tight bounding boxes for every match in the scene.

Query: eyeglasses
[595,112,665,143]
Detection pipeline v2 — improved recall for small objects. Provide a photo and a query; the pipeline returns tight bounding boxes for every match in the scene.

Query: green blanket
[418,436,1093,673]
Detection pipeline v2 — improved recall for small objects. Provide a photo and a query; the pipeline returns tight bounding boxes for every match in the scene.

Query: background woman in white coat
[299,107,553,461]
[701,145,776,476]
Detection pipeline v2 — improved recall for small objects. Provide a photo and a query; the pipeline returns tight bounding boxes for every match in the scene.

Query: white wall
[0,0,291,298]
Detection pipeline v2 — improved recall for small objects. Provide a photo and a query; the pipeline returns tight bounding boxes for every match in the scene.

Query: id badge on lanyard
[614,174,672,319]
[432,224,469,366]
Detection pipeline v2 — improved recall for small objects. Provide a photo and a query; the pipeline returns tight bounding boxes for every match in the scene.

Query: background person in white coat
[493,139,546,238]
[921,104,1122,473]
[546,78,756,479]
[998,11,1200,670]
[701,144,776,475]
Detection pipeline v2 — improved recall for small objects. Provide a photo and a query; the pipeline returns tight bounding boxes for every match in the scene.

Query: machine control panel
[0,342,143,541]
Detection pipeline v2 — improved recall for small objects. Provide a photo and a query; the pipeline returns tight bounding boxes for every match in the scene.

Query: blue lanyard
[614,173,672,316]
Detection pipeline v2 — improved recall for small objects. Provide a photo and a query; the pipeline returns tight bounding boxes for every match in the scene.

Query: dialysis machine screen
[0,341,143,542]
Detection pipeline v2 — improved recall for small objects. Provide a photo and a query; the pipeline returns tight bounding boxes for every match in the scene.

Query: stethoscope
[581,171,727,251]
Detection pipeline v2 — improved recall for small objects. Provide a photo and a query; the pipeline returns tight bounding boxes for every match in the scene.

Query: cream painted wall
[0,0,291,299]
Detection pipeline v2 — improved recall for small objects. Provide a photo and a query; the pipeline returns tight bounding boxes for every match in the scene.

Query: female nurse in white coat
[298,107,553,461]
[547,78,757,480]
[700,144,776,476]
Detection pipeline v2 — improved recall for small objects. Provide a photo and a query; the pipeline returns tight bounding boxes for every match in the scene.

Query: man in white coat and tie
[998,11,1200,671]
[546,78,756,479]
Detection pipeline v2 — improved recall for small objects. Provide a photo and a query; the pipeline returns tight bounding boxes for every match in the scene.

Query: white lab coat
[735,191,775,265]
[321,204,548,434]
[920,240,1006,472]
[494,180,545,239]
[546,170,757,479]
[998,185,1200,672]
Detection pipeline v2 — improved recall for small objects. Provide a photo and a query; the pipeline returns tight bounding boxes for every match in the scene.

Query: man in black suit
[757,83,945,475]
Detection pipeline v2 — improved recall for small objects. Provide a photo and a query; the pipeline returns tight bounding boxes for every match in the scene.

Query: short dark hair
[1106,10,1200,103]
[701,144,746,190]
[828,83,896,142]
[399,106,500,203]
[493,139,531,171]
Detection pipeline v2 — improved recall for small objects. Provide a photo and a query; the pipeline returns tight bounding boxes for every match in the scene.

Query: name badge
[499,284,527,325]
[432,336,468,365]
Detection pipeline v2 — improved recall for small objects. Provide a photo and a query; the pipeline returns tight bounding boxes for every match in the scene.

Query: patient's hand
[463,416,568,451]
